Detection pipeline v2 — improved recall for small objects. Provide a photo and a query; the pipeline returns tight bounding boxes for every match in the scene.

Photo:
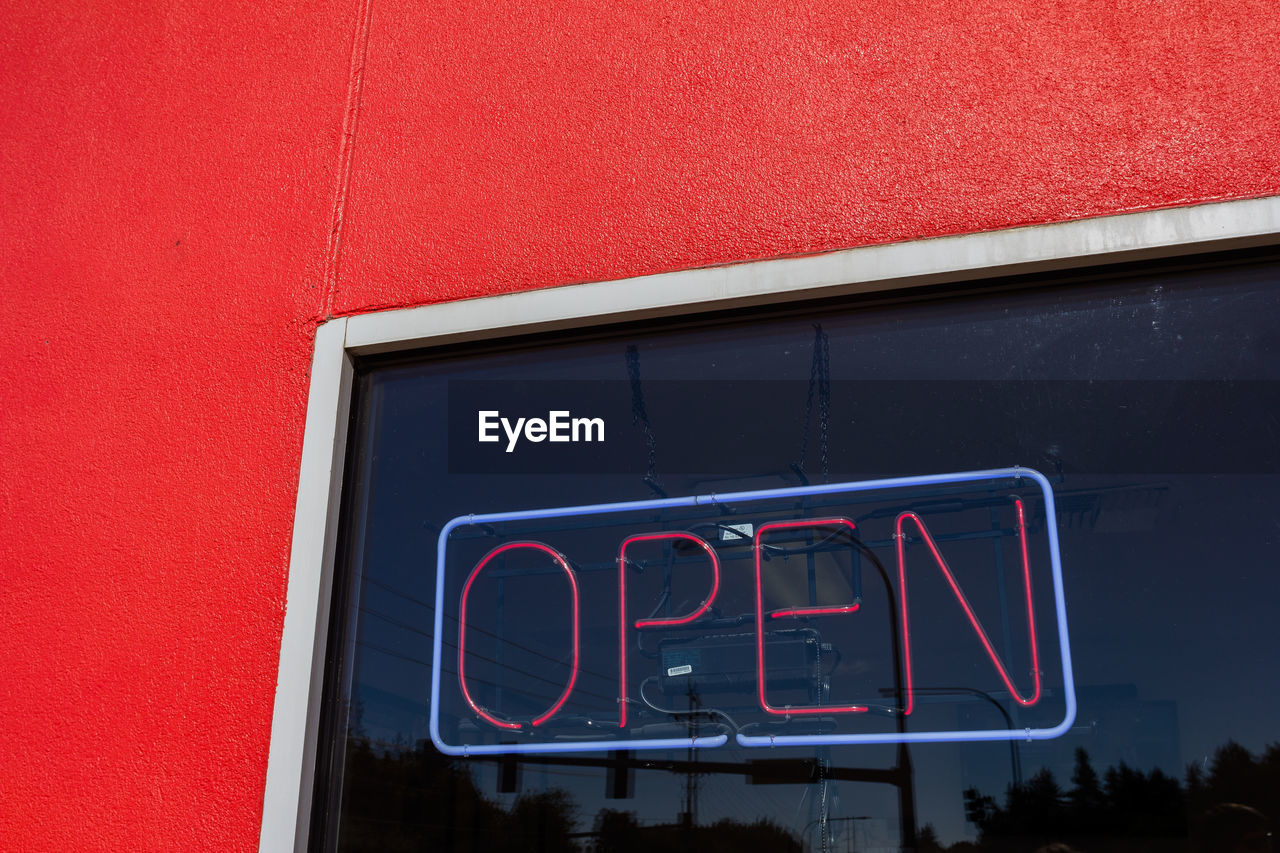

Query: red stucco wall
[2,0,1278,849]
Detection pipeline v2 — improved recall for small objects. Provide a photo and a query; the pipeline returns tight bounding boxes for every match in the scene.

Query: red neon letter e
[754,518,867,716]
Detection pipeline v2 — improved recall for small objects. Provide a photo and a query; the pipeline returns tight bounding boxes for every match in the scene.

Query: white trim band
[345,196,1280,355]
[260,318,352,853]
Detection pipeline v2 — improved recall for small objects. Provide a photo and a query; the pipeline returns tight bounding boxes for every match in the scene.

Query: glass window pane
[315,251,1280,852]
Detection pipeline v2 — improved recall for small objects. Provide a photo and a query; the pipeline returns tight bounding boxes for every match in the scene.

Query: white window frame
[258,195,1280,851]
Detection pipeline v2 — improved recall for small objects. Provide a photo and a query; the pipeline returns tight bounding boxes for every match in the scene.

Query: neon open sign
[430,468,1075,756]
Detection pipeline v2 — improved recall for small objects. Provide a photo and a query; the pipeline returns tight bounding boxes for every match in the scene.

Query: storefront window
[312,249,1280,852]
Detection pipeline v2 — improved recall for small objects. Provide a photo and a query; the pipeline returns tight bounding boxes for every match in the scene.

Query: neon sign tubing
[754,518,868,715]
[619,532,721,728]
[896,500,1041,716]
[734,468,1074,749]
[431,466,1076,755]
[763,521,863,619]
[457,542,581,730]
[627,533,721,629]
[769,604,860,618]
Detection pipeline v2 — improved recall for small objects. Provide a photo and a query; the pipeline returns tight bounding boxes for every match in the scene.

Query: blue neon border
[428,466,1076,756]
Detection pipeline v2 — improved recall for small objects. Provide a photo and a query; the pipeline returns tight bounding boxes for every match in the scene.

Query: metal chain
[796,325,832,483]
[816,639,830,853]
[817,327,830,483]
[797,336,817,474]
[819,758,830,853]
[625,345,659,486]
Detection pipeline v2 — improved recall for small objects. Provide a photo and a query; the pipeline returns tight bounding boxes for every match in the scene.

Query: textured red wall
[0,1,355,849]
[1,0,1277,850]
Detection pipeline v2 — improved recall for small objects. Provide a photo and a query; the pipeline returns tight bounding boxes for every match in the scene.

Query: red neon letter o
[457,541,580,730]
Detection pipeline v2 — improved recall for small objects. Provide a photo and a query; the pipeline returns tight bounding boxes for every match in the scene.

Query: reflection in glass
[314,251,1280,851]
